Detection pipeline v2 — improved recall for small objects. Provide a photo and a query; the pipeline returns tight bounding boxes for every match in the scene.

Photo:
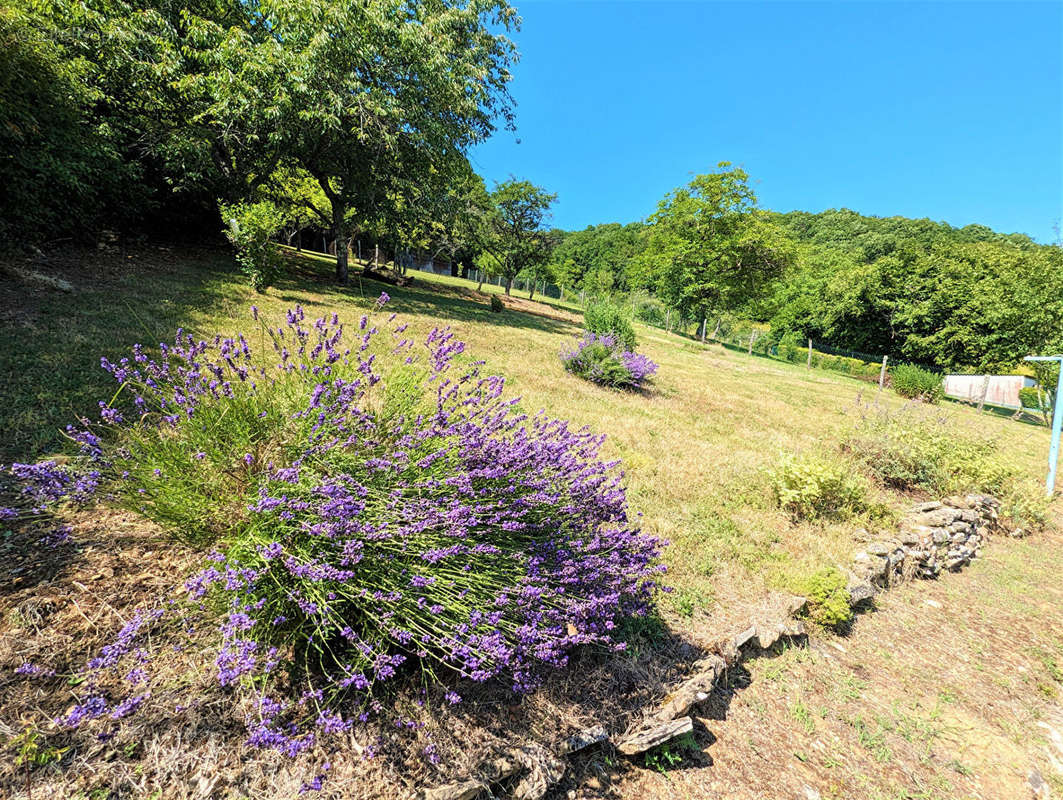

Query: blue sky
[470,1,1063,242]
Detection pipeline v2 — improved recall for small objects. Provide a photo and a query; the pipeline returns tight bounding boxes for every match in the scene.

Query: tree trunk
[505,276,512,296]
[477,274,485,292]
[331,201,349,284]
[528,280,536,300]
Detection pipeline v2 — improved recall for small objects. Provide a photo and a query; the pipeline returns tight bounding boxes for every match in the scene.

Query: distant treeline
[546,184,1063,373]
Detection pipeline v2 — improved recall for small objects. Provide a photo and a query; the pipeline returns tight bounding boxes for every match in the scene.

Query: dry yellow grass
[1,245,1059,799]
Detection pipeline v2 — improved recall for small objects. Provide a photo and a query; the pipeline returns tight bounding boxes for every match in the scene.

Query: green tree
[479,179,558,296]
[188,0,518,283]
[645,163,794,320]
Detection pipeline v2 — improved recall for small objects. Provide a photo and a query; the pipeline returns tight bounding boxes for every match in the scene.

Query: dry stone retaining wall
[848,494,1010,602]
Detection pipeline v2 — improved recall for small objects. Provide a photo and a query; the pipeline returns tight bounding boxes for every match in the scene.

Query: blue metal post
[1025,355,1063,497]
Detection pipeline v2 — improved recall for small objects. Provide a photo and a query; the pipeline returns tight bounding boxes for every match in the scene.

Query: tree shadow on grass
[0,516,79,601]
[0,245,584,465]
[273,257,582,340]
[552,630,814,798]
[0,246,241,463]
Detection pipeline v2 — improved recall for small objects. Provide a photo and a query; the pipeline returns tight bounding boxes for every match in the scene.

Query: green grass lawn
[1,245,1054,620]
[3,244,1061,800]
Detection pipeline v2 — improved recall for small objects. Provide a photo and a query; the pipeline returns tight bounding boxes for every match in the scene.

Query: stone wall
[849,494,1006,600]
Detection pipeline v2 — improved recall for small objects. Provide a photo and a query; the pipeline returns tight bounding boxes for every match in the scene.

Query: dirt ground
[558,527,1063,800]
[5,512,1061,799]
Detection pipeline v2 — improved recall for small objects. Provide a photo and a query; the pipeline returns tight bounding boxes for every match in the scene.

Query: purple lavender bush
[5,297,665,757]
[561,332,658,389]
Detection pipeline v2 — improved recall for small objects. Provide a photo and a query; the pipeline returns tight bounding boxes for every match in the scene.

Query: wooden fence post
[807,339,813,369]
[665,309,671,331]
[748,331,756,356]
[977,375,991,413]
[879,356,888,390]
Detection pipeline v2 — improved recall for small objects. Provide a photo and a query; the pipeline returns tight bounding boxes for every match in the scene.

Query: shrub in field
[632,296,668,328]
[583,301,637,351]
[2,299,665,758]
[843,404,1047,528]
[1018,386,1044,410]
[791,567,853,629]
[771,452,868,521]
[889,364,943,403]
[1019,386,1052,426]
[220,201,284,292]
[561,332,657,389]
[489,294,504,313]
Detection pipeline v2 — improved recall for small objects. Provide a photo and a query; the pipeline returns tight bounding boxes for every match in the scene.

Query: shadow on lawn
[0,516,79,601]
[275,253,581,339]
[0,245,583,463]
[0,246,239,462]
[554,634,817,795]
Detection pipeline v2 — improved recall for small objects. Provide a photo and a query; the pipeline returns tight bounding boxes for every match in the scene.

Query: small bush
[220,201,284,292]
[1019,386,1052,426]
[490,294,504,313]
[792,567,853,630]
[844,404,1048,529]
[771,452,868,521]
[890,364,943,403]
[584,301,637,351]
[561,333,657,389]
[1018,386,1046,410]
[632,296,668,328]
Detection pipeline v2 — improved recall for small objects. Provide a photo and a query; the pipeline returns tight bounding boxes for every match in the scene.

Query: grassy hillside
[0,246,1059,799]
[1,246,1052,612]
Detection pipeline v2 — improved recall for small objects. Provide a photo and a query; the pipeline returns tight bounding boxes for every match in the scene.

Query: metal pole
[1049,364,1063,496]
[1025,355,1063,496]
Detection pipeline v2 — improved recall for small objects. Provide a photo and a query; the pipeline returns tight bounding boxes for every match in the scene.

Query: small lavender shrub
[561,333,658,389]
[6,298,665,756]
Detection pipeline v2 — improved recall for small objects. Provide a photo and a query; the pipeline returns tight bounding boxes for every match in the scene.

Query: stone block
[911,501,942,512]
[617,717,694,756]
[919,508,962,527]
[558,725,608,756]
[847,581,877,605]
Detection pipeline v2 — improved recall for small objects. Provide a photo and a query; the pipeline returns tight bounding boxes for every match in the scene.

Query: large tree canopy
[641,163,795,320]
[189,0,518,282]
[1,0,519,269]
